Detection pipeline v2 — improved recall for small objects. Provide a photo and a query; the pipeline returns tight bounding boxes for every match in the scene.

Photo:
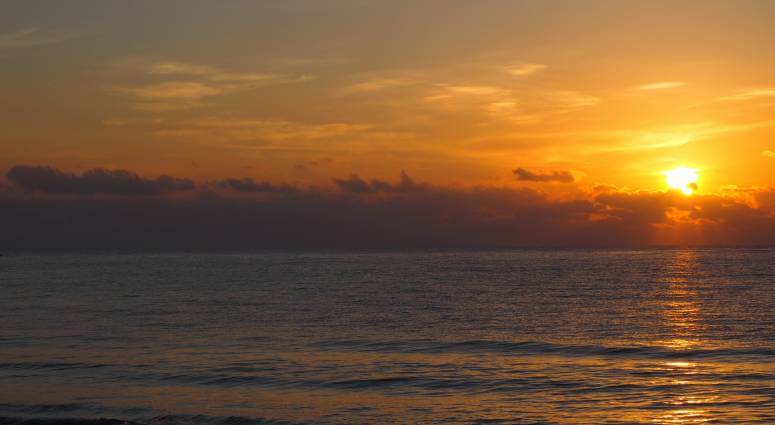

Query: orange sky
[1,1,774,248]
[2,1,774,191]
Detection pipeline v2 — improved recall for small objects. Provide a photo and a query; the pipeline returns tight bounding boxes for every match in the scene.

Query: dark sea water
[1,249,774,424]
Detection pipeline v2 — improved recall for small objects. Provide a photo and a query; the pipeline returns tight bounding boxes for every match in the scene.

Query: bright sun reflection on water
[661,250,703,350]
[654,250,712,424]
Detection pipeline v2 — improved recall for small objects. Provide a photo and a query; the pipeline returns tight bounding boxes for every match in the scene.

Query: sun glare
[665,167,699,195]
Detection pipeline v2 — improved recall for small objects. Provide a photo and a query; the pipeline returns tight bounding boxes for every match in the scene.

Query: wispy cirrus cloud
[425,84,509,101]
[0,28,77,48]
[762,150,775,159]
[506,63,547,77]
[598,120,775,152]
[113,60,314,112]
[155,118,372,145]
[422,81,599,126]
[423,84,511,104]
[119,82,224,101]
[545,90,601,109]
[146,61,309,84]
[634,81,686,91]
[471,118,775,156]
[719,88,775,101]
[113,82,222,112]
[341,78,417,94]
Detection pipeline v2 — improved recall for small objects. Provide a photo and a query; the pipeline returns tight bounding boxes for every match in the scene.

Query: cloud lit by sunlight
[635,81,687,91]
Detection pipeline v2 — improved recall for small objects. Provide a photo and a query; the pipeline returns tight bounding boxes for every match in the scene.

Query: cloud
[102,119,130,127]
[719,88,775,101]
[342,78,416,94]
[214,178,299,194]
[595,188,775,242]
[0,28,76,48]
[146,61,214,76]
[6,165,194,196]
[333,171,428,194]
[442,85,507,96]
[546,91,601,109]
[118,82,224,101]
[332,174,373,193]
[0,182,12,194]
[513,168,575,183]
[155,118,371,144]
[295,157,333,171]
[635,81,686,90]
[6,164,305,196]
[586,120,775,153]
[420,80,598,123]
[762,150,775,159]
[114,61,314,111]
[424,84,509,102]
[115,82,223,112]
[593,184,619,192]
[147,61,311,84]
[2,165,773,249]
[506,64,547,77]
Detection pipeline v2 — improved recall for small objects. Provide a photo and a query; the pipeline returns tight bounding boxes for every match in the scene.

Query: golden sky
[1,1,774,248]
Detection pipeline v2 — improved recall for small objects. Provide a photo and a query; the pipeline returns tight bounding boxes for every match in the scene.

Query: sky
[1,0,774,249]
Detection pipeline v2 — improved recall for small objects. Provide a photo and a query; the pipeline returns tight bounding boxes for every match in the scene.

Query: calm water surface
[1,249,774,424]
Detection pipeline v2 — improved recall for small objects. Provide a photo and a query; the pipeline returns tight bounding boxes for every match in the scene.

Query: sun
[665,167,699,195]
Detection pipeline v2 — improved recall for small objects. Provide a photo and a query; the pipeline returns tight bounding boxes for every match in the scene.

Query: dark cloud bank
[513,168,575,183]
[7,165,195,196]
[2,165,774,250]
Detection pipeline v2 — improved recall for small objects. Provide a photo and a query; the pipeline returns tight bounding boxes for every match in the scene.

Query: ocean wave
[0,404,104,415]
[0,412,303,425]
[0,363,110,371]
[316,338,775,360]
[0,418,135,425]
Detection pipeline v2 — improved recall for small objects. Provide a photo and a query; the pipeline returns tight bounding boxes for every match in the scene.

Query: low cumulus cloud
[513,168,575,183]
[333,171,428,194]
[6,165,194,196]
[5,165,308,196]
[214,178,299,194]
[1,165,774,249]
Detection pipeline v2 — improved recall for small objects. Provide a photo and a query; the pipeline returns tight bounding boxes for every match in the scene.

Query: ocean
[1,249,773,424]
